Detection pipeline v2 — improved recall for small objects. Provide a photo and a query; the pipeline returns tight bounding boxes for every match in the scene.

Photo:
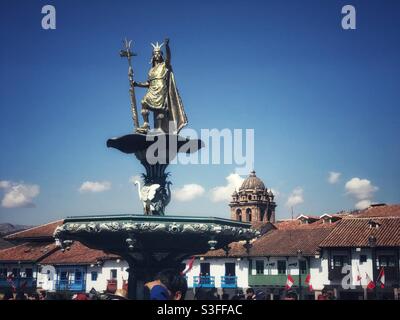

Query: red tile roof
[350,204,400,218]
[199,241,248,258]
[40,242,119,265]
[274,218,336,230]
[0,242,57,262]
[248,226,334,256]
[0,238,13,250]
[4,220,63,241]
[319,217,400,248]
[201,223,335,258]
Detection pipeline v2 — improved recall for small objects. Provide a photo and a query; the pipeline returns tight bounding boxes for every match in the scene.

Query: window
[200,263,210,276]
[75,271,82,281]
[12,268,20,277]
[225,263,236,276]
[0,268,7,278]
[379,255,396,268]
[236,209,242,222]
[110,269,118,280]
[25,268,33,278]
[360,255,367,263]
[299,260,307,274]
[246,209,252,222]
[255,260,264,274]
[91,271,98,281]
[333,255,349,268]
[278,260,286,274]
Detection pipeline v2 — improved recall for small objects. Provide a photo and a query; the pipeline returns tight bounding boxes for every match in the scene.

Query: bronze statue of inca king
[133,38,188,134]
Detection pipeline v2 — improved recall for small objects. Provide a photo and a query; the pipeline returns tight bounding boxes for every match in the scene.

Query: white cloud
[210,173,244,202]
[328,171,341,184]
[0,181,11,189]
[0,180,40,208]
[355,199,372,210]
[173,184,205,202]
[79,181,111,193]
[286,187,304,208]
[345,177,378,200]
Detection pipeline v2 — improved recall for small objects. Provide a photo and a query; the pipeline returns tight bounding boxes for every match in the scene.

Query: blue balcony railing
[0,277,35,289]
[193,276,215,288]
[221,276,237,288]
[55,279,86,292]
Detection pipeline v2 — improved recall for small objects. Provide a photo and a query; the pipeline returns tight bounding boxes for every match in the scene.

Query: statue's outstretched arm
[165,38,171,66]
[133,81,150,88]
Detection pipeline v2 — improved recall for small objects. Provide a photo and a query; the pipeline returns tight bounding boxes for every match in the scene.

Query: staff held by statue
[120,38,139,130]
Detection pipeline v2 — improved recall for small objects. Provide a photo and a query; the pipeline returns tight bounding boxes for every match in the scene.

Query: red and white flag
[356,264,362,282]
[305,274,313,292]
[181,256,196,275]
[376,268,385,289]
[366,273,375,290]
[285,274,294,290]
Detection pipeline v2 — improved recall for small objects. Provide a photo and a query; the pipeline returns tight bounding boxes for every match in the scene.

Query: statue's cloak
[161,70,188,134]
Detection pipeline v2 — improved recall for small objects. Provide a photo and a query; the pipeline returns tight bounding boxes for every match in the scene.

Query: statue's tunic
[142,61,168,110]
[142,61,188,134]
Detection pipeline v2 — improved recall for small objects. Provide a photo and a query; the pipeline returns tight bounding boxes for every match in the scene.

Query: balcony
[221,276,237,288]
[55,279,86,292]
[248,274,308,287]
[193,276,215,288]
[0,277,35,289]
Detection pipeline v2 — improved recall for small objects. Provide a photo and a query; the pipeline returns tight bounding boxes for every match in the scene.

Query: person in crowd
[72,292,88,300]
[28,292,40,300]
[284,290,298,300]
[255,290,266,300]
[15,290,27,300]
[246,288,256,300]
[231,289,245,300]
[39,290,47,300]
[326,290,336,300]
[221,293,230,300]
[2,287,14,300]
[109,288,128,300]
[145,268,187,300]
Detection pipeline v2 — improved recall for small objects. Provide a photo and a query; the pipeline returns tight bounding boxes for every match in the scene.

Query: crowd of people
[1,268,335,300]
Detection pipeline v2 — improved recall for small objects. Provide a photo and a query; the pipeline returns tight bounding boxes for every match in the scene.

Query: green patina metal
[64,214,252,229]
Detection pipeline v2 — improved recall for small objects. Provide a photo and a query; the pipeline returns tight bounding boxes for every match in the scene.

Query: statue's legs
[138,103,150,132]
[155,112,165,132]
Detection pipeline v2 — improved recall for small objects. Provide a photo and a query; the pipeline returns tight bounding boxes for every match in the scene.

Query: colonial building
[185,204,400,300]
[185,215,337,299]
[319,204,400,300]
[1,185,399,300]
[230,171,276,224]
[0,221,128,294]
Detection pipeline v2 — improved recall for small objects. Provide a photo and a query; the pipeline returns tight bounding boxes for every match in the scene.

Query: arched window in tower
[246,208,252,222]
[236,209,242,222]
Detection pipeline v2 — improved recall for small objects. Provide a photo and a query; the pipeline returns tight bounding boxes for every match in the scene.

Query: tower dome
[230,170,276,224]
[239,170,265,191]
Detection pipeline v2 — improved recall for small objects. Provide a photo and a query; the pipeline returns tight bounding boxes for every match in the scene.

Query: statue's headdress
[151,42,164,53]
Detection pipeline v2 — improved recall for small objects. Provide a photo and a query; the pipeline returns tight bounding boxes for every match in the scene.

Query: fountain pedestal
[55,215,257,299]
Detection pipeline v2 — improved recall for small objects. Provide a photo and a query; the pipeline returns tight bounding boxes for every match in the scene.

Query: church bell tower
[229,171,276,224]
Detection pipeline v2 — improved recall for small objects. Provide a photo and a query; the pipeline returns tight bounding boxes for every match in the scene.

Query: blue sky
[1,0,399,225]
